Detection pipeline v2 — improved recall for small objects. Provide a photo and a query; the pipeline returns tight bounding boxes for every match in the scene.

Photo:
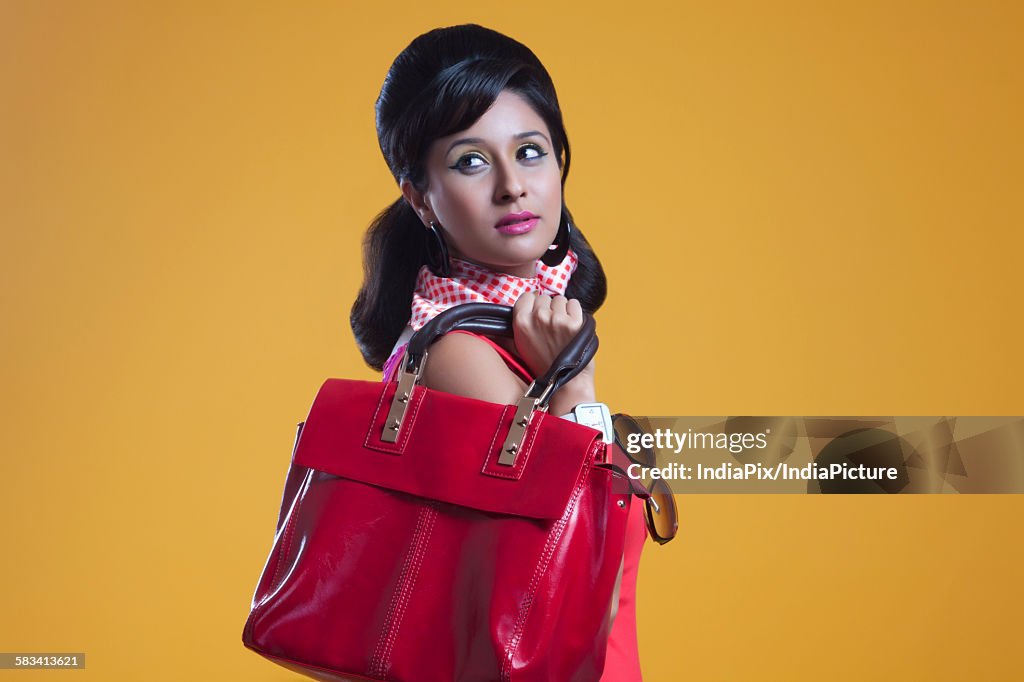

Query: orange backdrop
[1,1,1021,680]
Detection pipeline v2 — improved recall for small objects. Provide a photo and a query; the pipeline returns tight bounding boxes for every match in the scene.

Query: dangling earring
[425,220,452,277]
[540,213,571,266]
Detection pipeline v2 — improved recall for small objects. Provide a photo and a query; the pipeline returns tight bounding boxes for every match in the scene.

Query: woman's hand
[512,293,596,414]
[419,294,595,411]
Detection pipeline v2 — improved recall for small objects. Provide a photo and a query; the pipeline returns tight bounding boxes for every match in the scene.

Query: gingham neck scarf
[409,250,578,331]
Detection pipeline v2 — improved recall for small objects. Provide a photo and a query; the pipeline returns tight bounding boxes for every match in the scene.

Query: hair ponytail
[350,197,427,371]
[563,208,607,314]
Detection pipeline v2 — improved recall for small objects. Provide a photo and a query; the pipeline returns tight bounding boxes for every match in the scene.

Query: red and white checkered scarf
[409,250,578,331]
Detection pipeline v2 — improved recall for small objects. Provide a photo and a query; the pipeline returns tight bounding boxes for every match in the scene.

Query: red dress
[383,330,647,680]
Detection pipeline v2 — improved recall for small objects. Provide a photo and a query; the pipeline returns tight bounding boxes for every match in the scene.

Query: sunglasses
[611,413,679,545]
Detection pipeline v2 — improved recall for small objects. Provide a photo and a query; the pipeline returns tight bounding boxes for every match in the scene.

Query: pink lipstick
[495,211,539,235]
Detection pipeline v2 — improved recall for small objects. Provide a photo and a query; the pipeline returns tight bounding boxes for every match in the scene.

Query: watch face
[575,404,613,443]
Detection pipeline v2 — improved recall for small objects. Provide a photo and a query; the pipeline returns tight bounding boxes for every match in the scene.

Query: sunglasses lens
[612,414,656,467]
[646,480,678,545]
[612,414,679,544]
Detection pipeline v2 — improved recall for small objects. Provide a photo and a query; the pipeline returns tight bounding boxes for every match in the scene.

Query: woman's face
[402,90,563,278]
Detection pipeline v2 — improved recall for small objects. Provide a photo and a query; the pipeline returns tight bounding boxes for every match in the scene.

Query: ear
[400,179,432,226]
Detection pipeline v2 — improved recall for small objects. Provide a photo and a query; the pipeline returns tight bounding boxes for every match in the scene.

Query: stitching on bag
[376,507,423,671]
[380,501,438,679]
[269,471,311,596]
[482,409,542,481]
[365,381,392,443]
[369,517,416,677]
[245,468,312,644]
[500,518,567,681]
[267,469,313,599]
[513,414,542,473]
[502,447,596,680]
[397,384,426,444]
[365,383,426,455]
[369,507,428,677]
[484,406,508,467]
[500,442,596,681]
[364,382,399,453]
[481,405,514,478]
[369,501,437,679]
[256,427,310,616]
[376,502,438,679]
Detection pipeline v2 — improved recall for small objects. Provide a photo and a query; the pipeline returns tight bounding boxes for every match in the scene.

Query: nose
[493,161,526,203]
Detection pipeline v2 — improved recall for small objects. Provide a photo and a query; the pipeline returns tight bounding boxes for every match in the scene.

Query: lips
[495,211,538,228]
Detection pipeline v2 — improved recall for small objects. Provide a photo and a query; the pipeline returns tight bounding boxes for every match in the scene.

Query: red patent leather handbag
[242,303,634,681]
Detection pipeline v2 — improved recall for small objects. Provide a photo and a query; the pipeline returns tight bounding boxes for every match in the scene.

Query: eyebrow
[445,130,550,156]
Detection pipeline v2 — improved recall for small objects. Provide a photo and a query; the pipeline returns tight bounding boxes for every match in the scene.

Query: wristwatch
[560,402,614,443]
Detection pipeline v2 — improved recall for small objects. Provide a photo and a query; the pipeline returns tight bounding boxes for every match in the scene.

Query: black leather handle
[404,302,598,406]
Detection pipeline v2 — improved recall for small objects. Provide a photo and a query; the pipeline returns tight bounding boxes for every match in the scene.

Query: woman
[351,24,647,680]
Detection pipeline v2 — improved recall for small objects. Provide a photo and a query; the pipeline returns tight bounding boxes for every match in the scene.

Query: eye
[517,143,547,161]
[450,152,487,172]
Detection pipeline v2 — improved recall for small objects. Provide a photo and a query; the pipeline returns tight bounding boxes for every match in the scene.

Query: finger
[566,298,583,320]
[551,295,579,335]
[514,291,536,315]
[533,293,553,324]
[514,292,536,330]
[551,295,568,318]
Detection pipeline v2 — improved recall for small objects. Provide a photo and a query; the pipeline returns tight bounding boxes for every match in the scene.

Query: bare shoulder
[420,332,527,405]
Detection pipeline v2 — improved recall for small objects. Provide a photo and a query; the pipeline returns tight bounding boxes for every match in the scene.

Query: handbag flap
[292,378,604,520]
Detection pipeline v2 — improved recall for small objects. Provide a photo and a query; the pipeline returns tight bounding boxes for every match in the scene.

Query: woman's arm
[419,331,530,402]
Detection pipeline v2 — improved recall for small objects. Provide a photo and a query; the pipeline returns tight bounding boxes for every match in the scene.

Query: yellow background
[2,1,1021,680]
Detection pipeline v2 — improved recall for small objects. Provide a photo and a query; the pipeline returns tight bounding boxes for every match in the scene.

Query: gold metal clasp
[498,381,555,466]
[380,350,427,443]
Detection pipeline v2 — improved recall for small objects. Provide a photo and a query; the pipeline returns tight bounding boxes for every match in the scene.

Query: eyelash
[450,144,548,171]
